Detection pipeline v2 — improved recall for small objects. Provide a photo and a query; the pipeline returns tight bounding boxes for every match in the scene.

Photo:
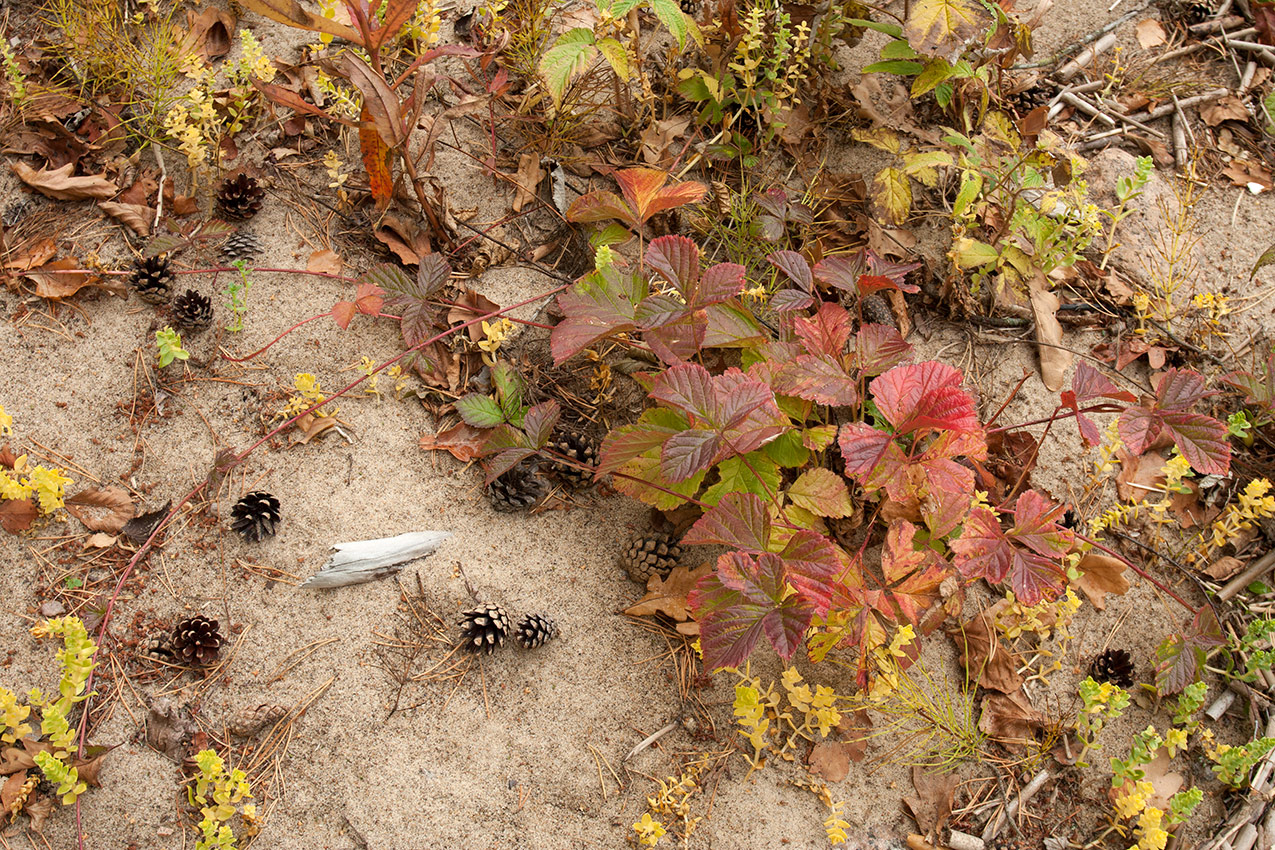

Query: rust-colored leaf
[807,741,852,782]
[420,421,488,461]
[0,498,37,533]
[236,0,362,44]
[332,301,357,330]
[979,690,1046,744]
[97,201,154,235]
[447,289,502,343]
[25,258,126,300]
[359,107,394,211]
[306,249,343,276]
[64,486,134,533]
[0,771,25,811]
[1,237,57,271]
[1029,272,1069,391]
[949,607,1023,694]
[624,563,713,621]
[342,55,405,148]
[1074,552,1130,610]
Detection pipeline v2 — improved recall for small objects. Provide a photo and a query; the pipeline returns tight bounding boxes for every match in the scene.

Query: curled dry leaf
[98,201,154,235]
[512,153,544,213]
[290,411,353,444]
[0,771,25,812]
[146,698,197,762]
[11,162,119,201]
[979,690,1046,744]
[420,421,488,462]
[25,258,126,300]
[949,607,1023,694]
[1028,272,1069,391]
[1204,555,1245,581]
[1134,19,1166,48]
[2,237,57,271]
[904,765,957,838]
[227,703,288,738]
[624,563,713,623]
[83,532,117,549]
[1073,552,1130,610]
[807,740,853,782]
[121,500,172,544]
[64,486,134,533]
[448,289,503,343]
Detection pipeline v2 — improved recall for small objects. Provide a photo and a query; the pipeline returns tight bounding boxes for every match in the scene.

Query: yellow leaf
[871,167,912,226]
[852,127,901,154]
[903,0,991,56]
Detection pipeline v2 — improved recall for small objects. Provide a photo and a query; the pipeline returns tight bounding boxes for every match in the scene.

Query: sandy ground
[2,0,1275,848]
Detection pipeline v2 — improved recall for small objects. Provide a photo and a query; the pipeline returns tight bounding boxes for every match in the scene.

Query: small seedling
[155,327,190,367]
[225,260,252,332]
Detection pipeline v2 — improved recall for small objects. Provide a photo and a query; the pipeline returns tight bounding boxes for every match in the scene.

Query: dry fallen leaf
[1204,555,1245,581]
[290,411,353,444]
[1029,272,1069,391]
[0,498,37,533]
[949,607,1023,694]
[64,486,134,533]
[374,215,431,265]
[448,288,503,343]
[1202,95,1252,128]
[83,532,117,549]
[11,162,119,201]
[0,771,26,812]
[1074,552,1130,610]
[979,690,1046,744]
[306,248,344,276]
[807,741,852,782]
[420,421,488,462]
[904,765,957,838]
[24,258,126,300]
[1116,448,1166,502]
[1221,159,1273,191]
[512,153,544,213]
[1135,18,1166,48]
[2,237,57,271]
[625,563,713,622]
[97,201,154,235]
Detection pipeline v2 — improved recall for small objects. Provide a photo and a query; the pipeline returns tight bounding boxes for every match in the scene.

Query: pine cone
[619,532,682,584]
[514,613,558,649]
[230,491,281,542]
[130,255,175,304]
[487,463,546,512]
[546,431,598,488]
[221,230,263,261]
[171,616,223,666]
[171,289,213,332]
[860,293,896,328]
[1090,648,1135,688]
[459,603,510,654]
[142,634,174,663]
[215,173,265,220]
[1180,0,1213,24]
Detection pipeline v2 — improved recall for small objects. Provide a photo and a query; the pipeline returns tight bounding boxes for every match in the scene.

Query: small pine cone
[514,613,558,649]
[142,634,174,663]
[546,431,598,488]
[619,532,682,584]
[487,463,546,512]
[1005,82,1053,116]
[1090,648,1135,688]
[860,293,896,328]
[231,491,281,542]
[171,289,213,332]
[227,703,288,738]
[221,230,263,261]
[130,255,175,304]
[171,616,223,666]
[215,173,265,220]
[459,603,510,654]
[1182,0,1213,24]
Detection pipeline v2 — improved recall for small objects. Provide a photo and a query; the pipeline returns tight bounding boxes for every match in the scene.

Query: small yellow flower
[633,813,666,846]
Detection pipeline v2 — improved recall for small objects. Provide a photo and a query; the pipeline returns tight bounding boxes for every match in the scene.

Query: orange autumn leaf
[359,106,393,211]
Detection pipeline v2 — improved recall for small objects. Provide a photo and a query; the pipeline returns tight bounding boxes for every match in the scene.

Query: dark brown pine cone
[215,173,265,220]
[171,616,223,666]
[231,491,280,541]
[545,431,598,488]
[619,532,682,584]
[860,293,896,328]
[221,230,263,261]
[130,255,175,304]
[1090,648,1135,688]
[487,463,546,512]
[171,289,213,332]
[459,603,510,654]
[514,613,559,649]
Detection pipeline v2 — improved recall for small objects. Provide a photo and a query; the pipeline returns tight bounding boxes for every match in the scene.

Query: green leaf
[952,237,999,268]
[863,59,926,76]
[1252,241,1275,279]
[596,37,630,80]
[953,170,983,218]
[648,0,701,47]
[787,468,854,518]
[911,57,954,98]
[847,18,904,37]
[539,29,597,106]
[880,39,920,59]
[455,394,505,428]
[701,453,781,506]
[762,429,809,468]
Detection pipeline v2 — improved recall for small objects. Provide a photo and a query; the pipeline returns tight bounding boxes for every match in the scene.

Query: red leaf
[550,265,644,364]
[358,107,393,211]
[793,301,854,358]
[1155,368,1211,412]
[614,168,706,225]
[838,422,896,477]
[774,355,859,406]
[331,301,356,329]
[661,429,721,482]
[1070,361,1137,405]
[872,361,977,434]
[420,422,488,462]
[855,323,912,376]
[951,490,1071,604]
[1117,368,1230,475]
[684,491,770,552]
[778,531,839,613]
[1008,489,1074,557]
[698,263,746,303]
[1160,412,1230,476]
[867,251,922,293]
[767,250,812,292]
[566,190,634,227]
[646,235,699,296]
[812,254,867,292]
[650,363,717,423]
[354,282,384,315]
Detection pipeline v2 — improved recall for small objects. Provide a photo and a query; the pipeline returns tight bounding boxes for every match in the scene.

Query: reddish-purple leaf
[522,400,560,449]
[951,508,1010,583]
[866,251,922,292]
[689,551,814,669]
[597,415,683,475]
[1155,368,1211,412]
[714,369,788,442]
[646,235,699,296]
[704,302,766,349]
[951,495,1069,605]
[1160,411,1230,475]
[778,531,838,614]
[896,385,979,435]
[774,355,859,406]
[550,265,644,363]
[1009,489,1074,556]
[770,289,816,312]
[661,429,721,482]
[615,168,707,223]
[698,263,747,303]
[566,190,636,228]
[855,323,912,376]
[767,250,813,292]
[683,491,770,552]
[793,301,854,358]
[483,446,536,482]
[813,253,867,292]
[634,293,689,330]
[1117,405,1162,456]
[1007,550,1067,605]
[872,361,976,434]
[650,363,717,423]
[838,422,896,477]
[1069,361,1136,404]
[909,456,976,538]
[645,313,707,365]
[1154,607,1224,694]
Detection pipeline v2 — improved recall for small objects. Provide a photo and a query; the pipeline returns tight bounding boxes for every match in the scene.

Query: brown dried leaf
[74,746,114,787]
[146,698,196,762]
[624,563,713,622]
[1221,159,1274,191]
[306,249,343,276]
[1,770,26,811]
[83,532,117,549]
[949,607,1023,694]
[24,792,52,831]
[25,257,126,300]
[808,741,851,782]
[1204,555,1245,581]
[1074,552,1130,609]
[1029,272,1069,391]
[11,162,118,201]
[64,486,134,533]
[97,201,153,235]
[290,411,352,444]
[1116,448,1166,502]
[2,237,57,271]
[186,5,236,60]
[121,500,171,544]
[979,690,1046,744]
[420,421,488,462]
[512,153,544,213]
[904,765,957,836]
[0,498,37,533]
[0,747,35,775]
[1135,19,1166,48]
[374,215,431,265]
[1202,96,1251,128]
[448,289,502,343]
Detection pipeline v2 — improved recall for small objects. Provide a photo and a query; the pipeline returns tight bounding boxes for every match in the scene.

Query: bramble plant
[155,327,190,368]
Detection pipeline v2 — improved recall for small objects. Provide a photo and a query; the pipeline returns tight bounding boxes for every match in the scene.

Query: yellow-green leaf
[981,110,1021,149]
[902,150,953,189]
[852,127,901,154]
[952,237,1000,269]
[953,169,982,219]
[539,29,596,107]
[910,56,954,98]
[596,37,630,80]
[903,0,990,56]
[871,167,912,226]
